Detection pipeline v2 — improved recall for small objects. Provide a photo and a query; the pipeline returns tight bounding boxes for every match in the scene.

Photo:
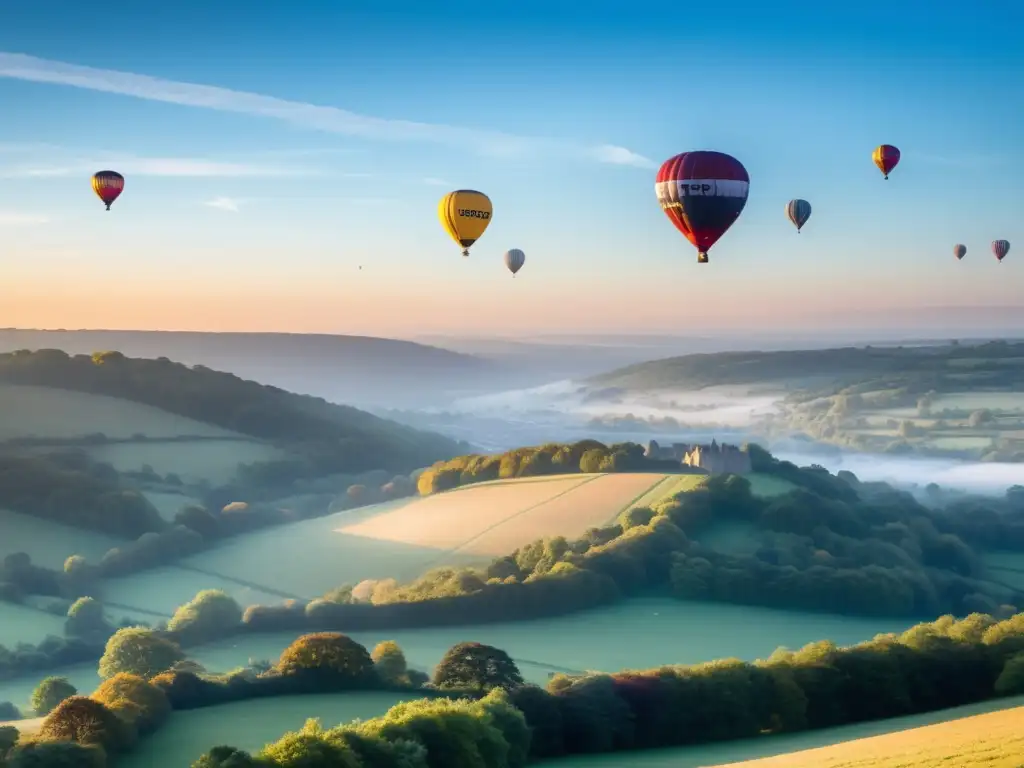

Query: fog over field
[390,379,1024,495]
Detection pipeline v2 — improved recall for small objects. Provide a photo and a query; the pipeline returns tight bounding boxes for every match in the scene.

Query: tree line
[4,607,1024,767]
[416,439,690,495]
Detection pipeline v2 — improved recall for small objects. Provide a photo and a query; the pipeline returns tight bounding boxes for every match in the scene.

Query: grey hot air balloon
[504,248,525,276]
[993,240,1010,262]
[785,199,812,233]
[953,244,966,261]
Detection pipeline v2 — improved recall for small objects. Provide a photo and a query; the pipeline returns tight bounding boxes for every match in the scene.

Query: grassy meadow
[117,692,420,768]
[0,384,240,440]
[0,383,286,484]
[0,507,122,568]
[0,597,915,712]
[0,602,66,647]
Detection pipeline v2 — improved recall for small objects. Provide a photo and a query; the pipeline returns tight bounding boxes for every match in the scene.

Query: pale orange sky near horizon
[4,262,999,336]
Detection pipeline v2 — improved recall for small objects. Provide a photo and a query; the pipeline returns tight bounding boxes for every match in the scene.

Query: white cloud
[0,52,654,168]
[203,196,241,212]
[421,177,450,186]
[589,144,657,169]
[0,211,48,226]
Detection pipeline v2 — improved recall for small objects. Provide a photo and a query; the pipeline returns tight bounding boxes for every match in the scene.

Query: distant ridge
[0,329,499,407]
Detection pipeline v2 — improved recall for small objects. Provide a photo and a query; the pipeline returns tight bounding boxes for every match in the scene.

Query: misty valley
[1,333,1024,768]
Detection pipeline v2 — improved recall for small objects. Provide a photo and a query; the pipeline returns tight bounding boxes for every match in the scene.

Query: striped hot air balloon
[785,199,812,233]
[953,244,966,261]
[993,240,1010,262]
[504,248,525,276]
[91,170,124,210]
[655,151,749,263]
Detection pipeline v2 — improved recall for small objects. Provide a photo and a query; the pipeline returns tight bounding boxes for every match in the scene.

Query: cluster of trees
[8,609,1024,768]
[0,628,438,766]
[0,452,163,536]
[0,348,461,480]
[416,439,684,495]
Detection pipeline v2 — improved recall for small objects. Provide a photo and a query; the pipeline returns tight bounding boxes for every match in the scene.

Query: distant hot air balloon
[785,199,812,233]
[953,244,967,261]
[655,151,749,263]
[993,240,1010,262]
[872,145,900,180]
[91,170,124,210]
[504,248,525,276]
[438,190,493,257]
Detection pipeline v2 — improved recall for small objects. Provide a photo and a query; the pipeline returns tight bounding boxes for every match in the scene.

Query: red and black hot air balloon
[993,240,1010,262]
[655,151,749,263]
[872,145,900,180]
[91,170,124,210]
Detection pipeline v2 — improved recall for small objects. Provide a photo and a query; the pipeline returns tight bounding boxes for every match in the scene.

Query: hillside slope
[0,329,500,407]
[589,340,1024,391]
[0,349,462,475]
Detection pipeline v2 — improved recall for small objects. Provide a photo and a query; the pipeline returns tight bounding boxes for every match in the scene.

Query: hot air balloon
[872,145,900,180]
[91,171,124,210]
[438,190,492,257]
[504,248,525,276]
[785,199,812,233]
[953,244,967,261]
[993,240,1010,262]
[655,151,749,263]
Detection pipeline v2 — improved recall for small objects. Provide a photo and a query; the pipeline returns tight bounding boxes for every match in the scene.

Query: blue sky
[0,0,1021,336]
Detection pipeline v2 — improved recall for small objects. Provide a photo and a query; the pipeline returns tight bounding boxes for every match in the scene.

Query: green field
[119,692,417,768]
[0,508,123,568]
[0,597,914,710]
[0,602,67,647]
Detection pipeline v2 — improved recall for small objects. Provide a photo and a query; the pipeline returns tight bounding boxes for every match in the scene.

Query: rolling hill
[586,341,1024,461]
[97,470,796,614]
[0,329,501,407]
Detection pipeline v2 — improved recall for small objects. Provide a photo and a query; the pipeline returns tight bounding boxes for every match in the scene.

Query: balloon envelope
[785,199,812,232]
[872,145,900,179]
[91,170,124,210]
[953,244,967,260]
[504,248,525,275]
[655,151,749,263]
[993,240,1010,262]
[438,190,492,256]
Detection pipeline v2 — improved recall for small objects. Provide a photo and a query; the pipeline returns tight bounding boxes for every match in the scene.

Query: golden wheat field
[447,472,672,557]
[336,474,601,553]
[714,704,1024,768]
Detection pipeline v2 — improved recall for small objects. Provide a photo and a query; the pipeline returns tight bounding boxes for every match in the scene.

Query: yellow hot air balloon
[438,190,492,257]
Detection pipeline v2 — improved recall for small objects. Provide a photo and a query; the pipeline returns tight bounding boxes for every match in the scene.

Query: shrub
[371,641,408,685]
[38,696,133,753]
[276,633,377,689]
[30,676,77,716]
[91,672,171,734]
[65,597,111,639]
[98,628,185,680]
[167,590,242,644]
[6,740,107,768]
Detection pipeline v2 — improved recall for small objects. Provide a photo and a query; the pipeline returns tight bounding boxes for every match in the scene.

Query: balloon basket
[697,253,709,264]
